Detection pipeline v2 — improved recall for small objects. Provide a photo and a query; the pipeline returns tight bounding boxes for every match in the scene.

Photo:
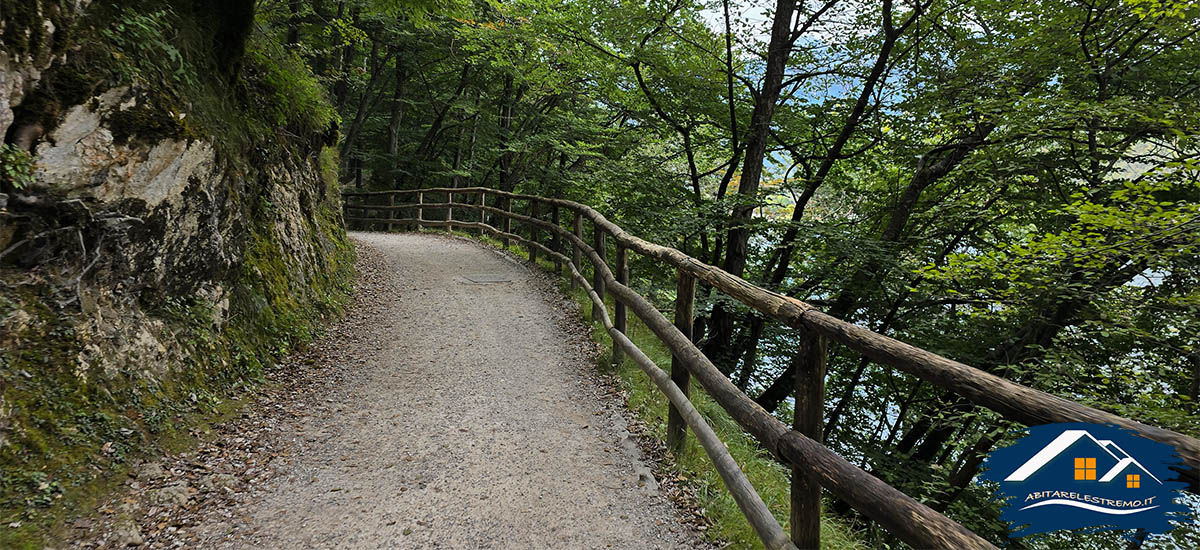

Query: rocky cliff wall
[0,2,354,543]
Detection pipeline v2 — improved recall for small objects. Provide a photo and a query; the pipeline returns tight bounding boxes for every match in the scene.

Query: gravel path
[66,232,707,549]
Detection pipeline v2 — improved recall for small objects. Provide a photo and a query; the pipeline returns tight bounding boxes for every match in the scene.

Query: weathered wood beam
[464,201,998,550]
[529,200,539,264]
[791,331,826,550]
[387,194,395,232]
[416,191,423,230]
[572,212,582,290]
[613,245,628,368]
[398,189,1199,490]
[592,225,606,323]
[552,205,563,274]
[667,269,694,454]
[501,195,511,247]
[488,223,797,550]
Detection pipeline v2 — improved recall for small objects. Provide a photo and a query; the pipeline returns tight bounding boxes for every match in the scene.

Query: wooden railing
[343,187,1199,550]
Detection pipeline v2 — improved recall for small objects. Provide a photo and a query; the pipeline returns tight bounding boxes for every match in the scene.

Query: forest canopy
[263,0,1199,547]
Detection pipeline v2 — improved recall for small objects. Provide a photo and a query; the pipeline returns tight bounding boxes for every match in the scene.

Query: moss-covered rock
[0,2,352,547]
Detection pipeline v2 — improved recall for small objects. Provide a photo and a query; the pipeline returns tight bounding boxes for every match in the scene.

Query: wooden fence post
[791,331,827,550]
[447,191,455,233]
[387,193,395,232]
[667,269,695,453]
[477,192,484,235]
[407,194,416,231]
[377,195,385,231]
[571,212,582,289]
[612,246,628,367]
[501,195,511,247]
[591,225,606,322]
[470,191,478,235]
[552,205,562,274]
[529,200,540,265]
[416,191,424,231]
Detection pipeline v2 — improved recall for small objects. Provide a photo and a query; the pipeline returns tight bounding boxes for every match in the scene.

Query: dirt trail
[240,231,703,548]
[70,232,705,549]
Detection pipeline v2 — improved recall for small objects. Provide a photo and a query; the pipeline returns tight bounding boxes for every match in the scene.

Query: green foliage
[99,8,196,89]
[244,33,339,137]
[474,236,865,549]
[923,177,1200,317]
[316,0,1200,545]
[373,0,470,26]
[1124,0,1200,18]
[0,144,36,190]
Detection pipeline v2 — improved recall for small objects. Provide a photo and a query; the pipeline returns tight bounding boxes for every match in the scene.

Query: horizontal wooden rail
[344,187,1198,549]
[344,189,1200,489]
[497,203,996,549]
[517,228,798,550]
[378,212,800,548]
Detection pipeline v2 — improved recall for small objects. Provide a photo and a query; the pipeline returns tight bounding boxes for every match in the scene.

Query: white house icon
[1004,429,1162,484]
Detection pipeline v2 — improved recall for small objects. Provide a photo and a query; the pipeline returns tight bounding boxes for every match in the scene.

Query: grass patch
[452,229,866,550]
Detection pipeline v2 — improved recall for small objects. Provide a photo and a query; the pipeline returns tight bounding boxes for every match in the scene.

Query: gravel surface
[63,232,711,549]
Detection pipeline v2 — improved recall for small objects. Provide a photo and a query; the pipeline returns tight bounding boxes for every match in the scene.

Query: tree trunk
[720,0,797,279]
[701,0,798,370]
[932,433,998,511]
[450,125,465,188]
[339,38,387,173]
[387,55,408,159]
[732,317,766,390]
[416,63,472,162]
[754,360,795,413]
[496,74,527,192]
[882,382,923,449]
[332,2,356,110]
[822,357,870,436]
[498,74,515,191]
[287,0,302,46]
[1190,351,1199,412]
[758,0,941,299]
[460,97,480,188]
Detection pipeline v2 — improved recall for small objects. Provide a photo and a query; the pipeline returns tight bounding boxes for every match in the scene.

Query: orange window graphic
[1074,457,1097,480]
[1127,474,1141,488]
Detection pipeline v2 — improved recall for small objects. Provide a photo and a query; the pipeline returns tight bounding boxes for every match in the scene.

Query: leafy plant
[0,144,36,190]
[99,8,197,89]
[244,33,339,137]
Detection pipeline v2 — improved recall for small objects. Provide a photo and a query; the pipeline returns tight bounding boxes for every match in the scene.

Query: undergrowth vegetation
[18,1,341,161]
[0,144,35,189]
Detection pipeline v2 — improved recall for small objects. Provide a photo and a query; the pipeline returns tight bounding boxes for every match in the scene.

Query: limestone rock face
[0,0,92,140]
[3,81,244,384]
[35,88,219,211]
[0,0,353,525]
[0,51,42,140]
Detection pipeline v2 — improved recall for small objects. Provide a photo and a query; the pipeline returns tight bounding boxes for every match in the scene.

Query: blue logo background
[979,423,1190,538]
